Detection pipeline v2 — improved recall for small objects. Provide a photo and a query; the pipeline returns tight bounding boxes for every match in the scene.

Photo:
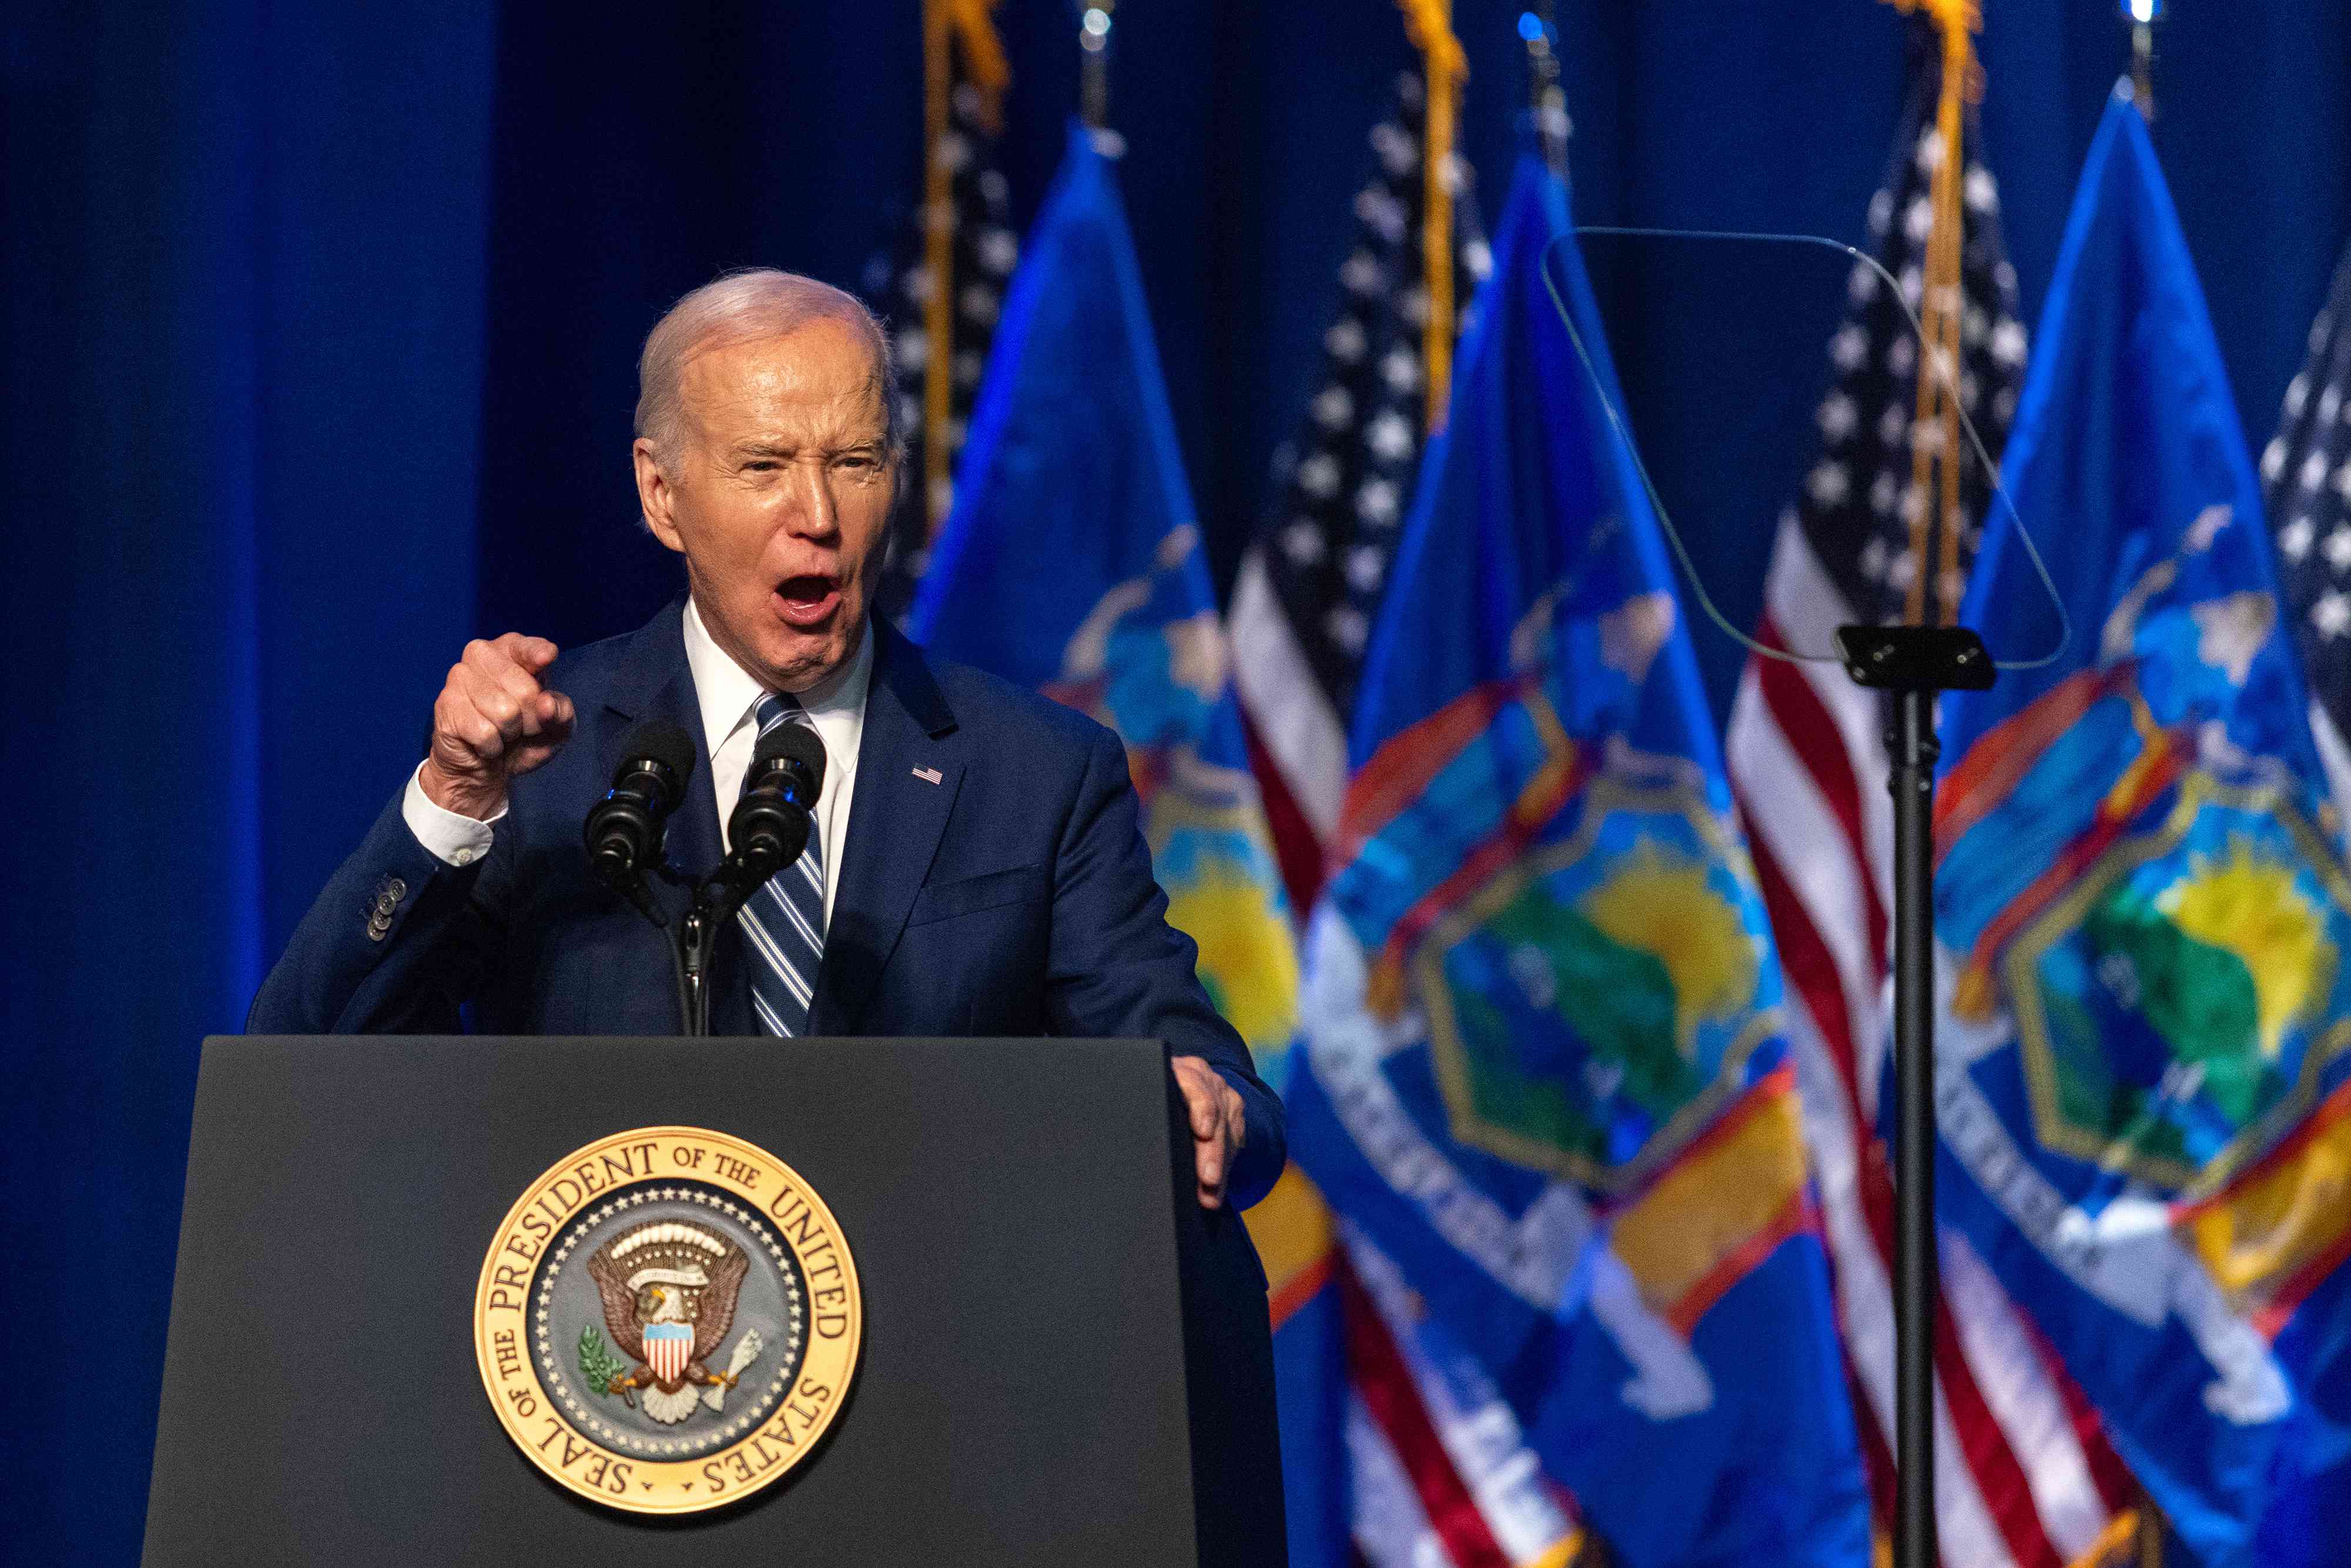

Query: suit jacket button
[385,877,407,902]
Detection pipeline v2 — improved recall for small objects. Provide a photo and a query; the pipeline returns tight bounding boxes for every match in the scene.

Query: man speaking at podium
[249,269,1282,1216]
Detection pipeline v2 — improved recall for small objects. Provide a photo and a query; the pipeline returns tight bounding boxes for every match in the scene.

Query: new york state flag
[1930,91,2351,1567]
[1284,151,1871,1567]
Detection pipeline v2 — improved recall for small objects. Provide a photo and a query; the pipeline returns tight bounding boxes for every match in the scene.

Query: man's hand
[1172,1055,1247,1211]
[419,634,577,820]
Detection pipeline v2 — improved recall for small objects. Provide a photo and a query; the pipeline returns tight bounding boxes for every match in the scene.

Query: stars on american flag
[865,78,1020,624]
[1793,89,2027,629]
[2265,246,2351,758]
[2313,589,2351,641]
[1252,69,1492,701]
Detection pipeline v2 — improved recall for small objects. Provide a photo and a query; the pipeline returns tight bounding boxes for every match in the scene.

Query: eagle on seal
[585,1219,751,1424]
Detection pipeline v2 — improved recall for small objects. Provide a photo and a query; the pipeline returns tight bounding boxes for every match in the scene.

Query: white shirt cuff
[402,762,503,867]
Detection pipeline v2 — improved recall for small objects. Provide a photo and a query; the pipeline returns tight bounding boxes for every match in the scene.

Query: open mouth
[773,574,840,629]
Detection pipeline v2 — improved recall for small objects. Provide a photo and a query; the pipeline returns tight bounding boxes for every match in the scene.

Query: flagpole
[2121,0,2164,119]
[1080,2,1114,130]
[917,2,1012,538]
[920,0,955,534]
[1521,7,1569,176]
[1398,0,1466,432]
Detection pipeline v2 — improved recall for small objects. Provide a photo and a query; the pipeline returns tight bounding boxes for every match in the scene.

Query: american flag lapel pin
[912,766,943,785]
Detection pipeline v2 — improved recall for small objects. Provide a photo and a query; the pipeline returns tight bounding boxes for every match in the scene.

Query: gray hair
[633,267,900,457]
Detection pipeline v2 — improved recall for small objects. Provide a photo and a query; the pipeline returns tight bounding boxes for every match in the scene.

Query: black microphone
[584,720,696,888]
[717,719,827,897]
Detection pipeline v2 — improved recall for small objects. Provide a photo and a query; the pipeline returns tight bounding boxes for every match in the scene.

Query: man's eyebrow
[732,437,883,461]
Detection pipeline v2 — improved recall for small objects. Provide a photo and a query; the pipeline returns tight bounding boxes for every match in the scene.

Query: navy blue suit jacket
[249,601,1284,1209]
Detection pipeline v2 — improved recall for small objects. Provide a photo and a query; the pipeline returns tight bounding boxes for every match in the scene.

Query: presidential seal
[474,1127,862,1514]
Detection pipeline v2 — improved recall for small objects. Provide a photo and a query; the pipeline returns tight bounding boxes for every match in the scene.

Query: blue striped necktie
[739,693,826,1037]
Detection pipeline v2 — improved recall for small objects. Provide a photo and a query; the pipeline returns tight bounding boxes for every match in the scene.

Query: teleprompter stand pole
[1833,623,1993,1568]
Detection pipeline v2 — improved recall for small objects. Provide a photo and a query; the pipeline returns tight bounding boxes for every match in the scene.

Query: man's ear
[632,437,686,554]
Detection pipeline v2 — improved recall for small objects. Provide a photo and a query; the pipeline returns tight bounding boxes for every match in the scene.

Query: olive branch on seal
[577,1324,630,1399]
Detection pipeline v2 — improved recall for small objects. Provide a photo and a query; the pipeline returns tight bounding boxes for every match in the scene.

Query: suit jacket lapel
[816,621,962,1033]
[601,599,753,1036]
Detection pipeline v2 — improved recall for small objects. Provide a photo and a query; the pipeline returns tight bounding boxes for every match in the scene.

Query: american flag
[1722,48,2141,1568]
[865,26,1019,625]
[2261,240,2351,840]
[1231,71,1584,1568]
[1230,68,1491,913]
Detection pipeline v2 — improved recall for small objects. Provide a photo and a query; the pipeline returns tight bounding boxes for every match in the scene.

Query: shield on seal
[644,1321,693,1386]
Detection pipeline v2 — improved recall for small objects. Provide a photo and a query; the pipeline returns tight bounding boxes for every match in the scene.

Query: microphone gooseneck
[579,710,822,1038]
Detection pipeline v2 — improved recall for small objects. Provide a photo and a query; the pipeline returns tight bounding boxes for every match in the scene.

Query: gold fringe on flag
[2064,1505,2155,1568]
[1524,1527,1587,1568]
[1873,1506,2148,1568]
[1396,0,1467,434]
[1882,0,1980,626]
[920,0,1011,532]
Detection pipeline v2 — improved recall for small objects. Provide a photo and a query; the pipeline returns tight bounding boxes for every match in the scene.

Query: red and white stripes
[1726,514,2133,1568]
[1233,553,1353,845]
[1237,544,1576,1568]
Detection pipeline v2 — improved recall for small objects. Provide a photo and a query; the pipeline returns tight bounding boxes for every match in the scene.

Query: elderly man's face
[634,317,896,693]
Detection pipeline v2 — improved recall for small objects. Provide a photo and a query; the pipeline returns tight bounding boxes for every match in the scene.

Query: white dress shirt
[681,598,867,923]
[403,600,870,922]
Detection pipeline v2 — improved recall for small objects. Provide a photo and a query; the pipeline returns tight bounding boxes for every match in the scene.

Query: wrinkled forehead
[676,319,888,445]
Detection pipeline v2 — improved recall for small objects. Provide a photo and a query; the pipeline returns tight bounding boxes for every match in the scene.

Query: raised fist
[419,634,577,820]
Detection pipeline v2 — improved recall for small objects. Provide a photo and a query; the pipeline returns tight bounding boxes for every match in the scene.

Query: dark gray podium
[143,1035,1284,1566]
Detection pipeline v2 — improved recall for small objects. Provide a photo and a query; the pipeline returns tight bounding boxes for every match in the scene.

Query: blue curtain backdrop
[3,2,2345,1559]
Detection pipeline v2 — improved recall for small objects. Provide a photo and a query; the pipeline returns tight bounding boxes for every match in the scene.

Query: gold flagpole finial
[1397,0,1467,433]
